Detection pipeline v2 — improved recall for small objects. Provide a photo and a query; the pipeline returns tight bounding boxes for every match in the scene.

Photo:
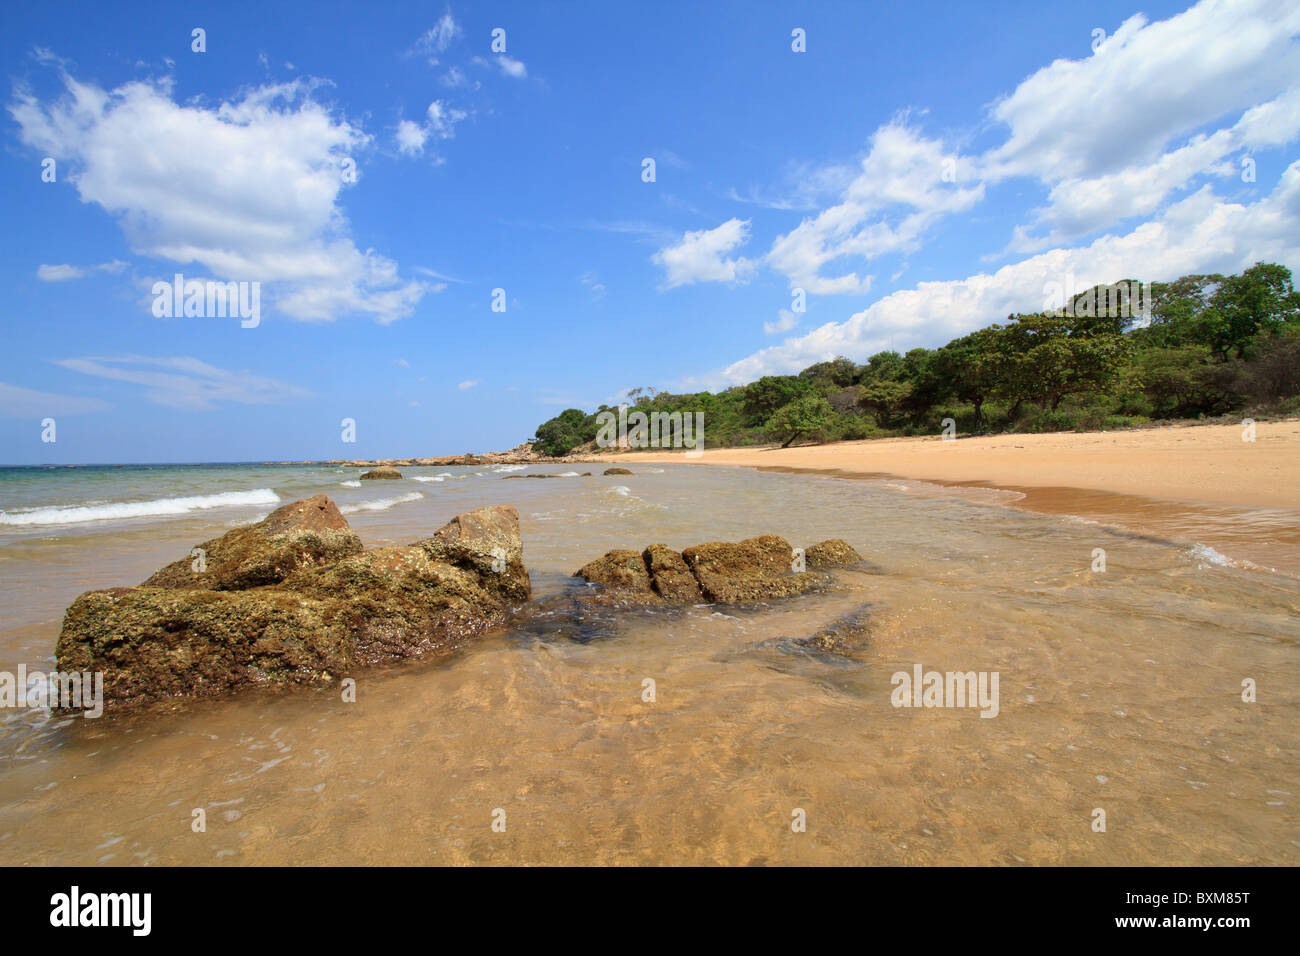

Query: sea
[0,461,1296,864]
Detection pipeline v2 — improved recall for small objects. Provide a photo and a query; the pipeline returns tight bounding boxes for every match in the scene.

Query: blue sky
[2,0,1298,464]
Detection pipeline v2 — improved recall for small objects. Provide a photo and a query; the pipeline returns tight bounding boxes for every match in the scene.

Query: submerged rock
[603,467,633,476]
[360,466,403,480]
[796,605,873,654]
[141,494,362,591]
[56,500,529,708]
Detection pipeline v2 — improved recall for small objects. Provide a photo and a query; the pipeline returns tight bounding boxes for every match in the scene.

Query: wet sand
[596,421,1300,575]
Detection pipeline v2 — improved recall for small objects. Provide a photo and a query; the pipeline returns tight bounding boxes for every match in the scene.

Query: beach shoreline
[590,420,1300,574]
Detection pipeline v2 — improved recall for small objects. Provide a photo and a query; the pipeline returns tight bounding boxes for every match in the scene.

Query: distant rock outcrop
[56,501,529,708]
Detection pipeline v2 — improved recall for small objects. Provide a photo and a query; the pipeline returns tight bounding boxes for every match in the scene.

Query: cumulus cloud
[980,0,1300,183]
[10,69,431,324]
[718,164,1300,383]
[765,123,982,294]
[652,218,757,288]
[457,379,479,390]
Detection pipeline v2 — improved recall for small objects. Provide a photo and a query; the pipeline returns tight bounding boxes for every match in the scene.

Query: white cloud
[471,55,529,79]
[652,218,757,288]
[579,271,606,302]
[53,355,315,410]
[718,164,1300,383]
[415,13,462,64]
[457,379,479,390]
[980,0,1300,184]
[765,123,983,295]
[0,381,109,418]
[395,100,467,159]
[10,70,430,324]
[496,56,527,79]
[1004,85,1300,252]
[36,259,127,281]
[764,309,799,336]
[395,119,429,155]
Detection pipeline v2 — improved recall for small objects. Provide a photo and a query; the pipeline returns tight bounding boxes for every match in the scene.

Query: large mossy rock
[56,500,529,708]
[413,505,530,602]
[141,494,362,591]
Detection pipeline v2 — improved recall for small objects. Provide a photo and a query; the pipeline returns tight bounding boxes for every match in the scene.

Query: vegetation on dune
[531,263,1300,455]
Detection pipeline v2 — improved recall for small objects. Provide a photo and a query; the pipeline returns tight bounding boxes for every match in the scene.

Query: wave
[339,480,362,488]
[339,492,424,515]
[1188,542,1274,573]
[491,464,528,473]
[410,476,444,482]
[0,489,281,527]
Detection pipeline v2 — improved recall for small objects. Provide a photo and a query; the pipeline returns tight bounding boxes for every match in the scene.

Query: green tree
[742,375,811,425]
[857,379,914,427]
[766,394,834,448]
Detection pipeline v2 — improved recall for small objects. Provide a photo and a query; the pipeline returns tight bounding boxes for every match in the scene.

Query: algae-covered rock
[57,499,529,709]
[576,549,661,605]
[682,535,825,603]
[141,494,362,591]
[643,543,702,603]
[796,606,872,655]
[572,534,831,607]
[803,538,864,570]
[603,467,633,475]
[360,466,403,479]
[413,505,530,602]
[55,585,353,704]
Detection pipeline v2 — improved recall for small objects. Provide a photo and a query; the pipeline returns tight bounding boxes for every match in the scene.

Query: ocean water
[0,462,1297,864]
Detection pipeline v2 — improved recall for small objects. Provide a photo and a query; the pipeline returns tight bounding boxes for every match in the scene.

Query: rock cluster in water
[56,496,528,707]
[56,495,870,711]
[575,536,863,606]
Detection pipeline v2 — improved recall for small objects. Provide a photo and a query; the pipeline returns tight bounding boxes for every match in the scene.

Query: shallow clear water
[0,462,1296,864]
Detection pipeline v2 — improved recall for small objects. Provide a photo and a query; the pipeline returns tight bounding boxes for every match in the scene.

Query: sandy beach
[595,420,1300,574]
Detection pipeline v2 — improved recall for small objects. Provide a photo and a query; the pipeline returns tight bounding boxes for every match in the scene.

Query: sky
[1,0,1298,464]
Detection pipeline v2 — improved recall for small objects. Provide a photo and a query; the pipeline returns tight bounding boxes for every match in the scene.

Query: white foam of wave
[556,471,580,477]
[1188,542,1273,573]
[491,464,528,473]
[607,485,631,496]
[1062,514,1099,525]
[340,480,361,488]
[339,492,424,515]
[0,489,281,527]
[410,476,444,482]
